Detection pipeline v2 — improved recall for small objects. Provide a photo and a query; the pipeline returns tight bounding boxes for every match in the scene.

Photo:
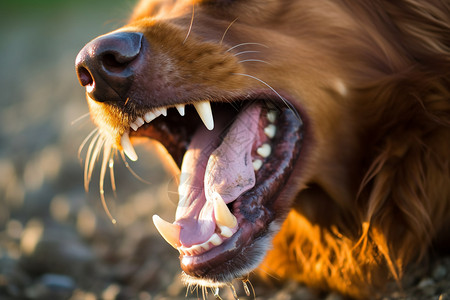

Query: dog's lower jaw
[180,221,281,289]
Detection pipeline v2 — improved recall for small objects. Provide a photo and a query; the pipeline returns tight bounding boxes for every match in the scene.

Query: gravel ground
[0,1,449,299]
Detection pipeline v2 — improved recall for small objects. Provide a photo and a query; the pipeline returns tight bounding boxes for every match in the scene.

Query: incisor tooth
[257,144,271,158]
[212,192,237,228]
[121,132,138,161]
[175,104,185,116]
[158,107,167,116]
[130,123,138,131]
[135,117,145,127]
[144,111,157,123]
[152,215,181,249]
[194,101,214,130]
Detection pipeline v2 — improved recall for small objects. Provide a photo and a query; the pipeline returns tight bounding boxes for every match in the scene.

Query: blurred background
[0,1,449,299]
[0,1,189,299]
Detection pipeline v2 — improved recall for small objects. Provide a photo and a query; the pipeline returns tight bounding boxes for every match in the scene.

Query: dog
[75,0,450,298]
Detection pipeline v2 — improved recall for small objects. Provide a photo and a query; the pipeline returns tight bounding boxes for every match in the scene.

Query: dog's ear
[358,111,450,274]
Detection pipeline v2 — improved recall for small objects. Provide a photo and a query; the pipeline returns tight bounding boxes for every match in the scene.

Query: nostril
[97,32,143,74]
[100,52,133,73]
[77,67,93,87]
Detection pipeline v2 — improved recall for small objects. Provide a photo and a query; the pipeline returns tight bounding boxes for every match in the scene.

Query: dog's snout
[75,32,144,103]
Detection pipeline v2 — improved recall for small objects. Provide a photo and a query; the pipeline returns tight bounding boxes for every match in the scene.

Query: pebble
[25,274,75,299]
[418,277,435,289]
[20,225,95,278]
[433,265,447,280]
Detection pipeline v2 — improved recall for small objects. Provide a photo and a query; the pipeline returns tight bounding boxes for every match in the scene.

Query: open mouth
[122,93,304,284]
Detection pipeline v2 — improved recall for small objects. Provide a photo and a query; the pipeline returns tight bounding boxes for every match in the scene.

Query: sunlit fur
[82,0,450,298]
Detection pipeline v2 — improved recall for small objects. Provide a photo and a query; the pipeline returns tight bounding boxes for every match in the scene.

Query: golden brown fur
[82,0,450,298]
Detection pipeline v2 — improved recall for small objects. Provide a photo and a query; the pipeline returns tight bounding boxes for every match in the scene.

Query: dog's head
[75,0,450,291]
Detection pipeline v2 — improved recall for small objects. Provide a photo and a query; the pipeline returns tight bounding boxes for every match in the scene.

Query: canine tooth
[219,225,233,238]
[121,132,138,161]
[264,124,276,138]
[144,111,157,123]
[130,123,139,131]
[212,192,237,228]
[209,234,222,246]
[252,159,263,171]
[135,117,145,127]
[257,144,271,158]
[175,104,185,116]
[267,111,277,123]
[152,215,181,249]
[194,101,214,130]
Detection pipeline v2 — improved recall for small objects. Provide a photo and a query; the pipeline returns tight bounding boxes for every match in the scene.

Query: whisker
[100,138,117,224]
[233,50,260,56]
[220,17,238,45]
[109,153,117,198]
[78,128,99,162]
[242,277,256,299]
[238,59,270,65]
[185,283,191,297]
[213,287,223,299]
[232,72,301,121]
[183,1,195,44]
[87,135,106,189]
[119,151,152,184]
[255,262,280,280]
[84,131,101,191]
[71,112,91,126]
[227,282,239,300]
[226,42,268,53]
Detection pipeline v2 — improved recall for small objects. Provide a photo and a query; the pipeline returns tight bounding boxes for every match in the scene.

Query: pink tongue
[175,105,261,247]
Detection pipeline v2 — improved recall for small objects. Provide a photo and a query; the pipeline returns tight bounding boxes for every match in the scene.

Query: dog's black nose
[75,32,144,103]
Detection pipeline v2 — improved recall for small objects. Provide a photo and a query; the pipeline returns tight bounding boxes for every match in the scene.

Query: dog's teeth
[219,225,233,238]
[194,101,214,130]
[175,104,185,116]
[264,124,276,138]
[257,144,271,158]
[201,243,211,251]
[130,123,139,131]
[252,159,263,171]
[120,132,138,161]
[209,234,222,246]
[158,107,167,116]
[144,111,157,123]
[135,117,145,127]
[152,215,181,249]
[212,192,237,228]
[190,245,202,255]
[267,111,277,123]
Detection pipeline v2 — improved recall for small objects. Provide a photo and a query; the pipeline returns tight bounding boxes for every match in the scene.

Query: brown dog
[75,0,450,298]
